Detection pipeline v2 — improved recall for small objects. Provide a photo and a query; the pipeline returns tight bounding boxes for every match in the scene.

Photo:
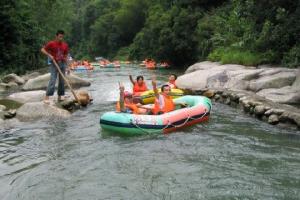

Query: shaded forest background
[1,0,300,74]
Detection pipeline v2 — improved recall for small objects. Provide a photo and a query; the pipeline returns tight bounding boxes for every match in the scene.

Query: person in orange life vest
[129,75,148,95]
[167,74,177,89]
[151,76,187,115]
[116,83,151,114]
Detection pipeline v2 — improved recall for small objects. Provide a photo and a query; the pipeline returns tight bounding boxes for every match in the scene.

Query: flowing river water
[0,65,300,199]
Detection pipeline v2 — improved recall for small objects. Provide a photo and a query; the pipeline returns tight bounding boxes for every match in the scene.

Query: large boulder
[22,73,91,91]
[178,62,254,90]
[8,90,45,103]
[0,83,5,92]
[249,72,296,92]
[257,86,300,104]
[2,73,25,85]
[0,105,6,111]
[177,69,220,90]
[21,72,41,82]
[185,61,247,74]
[292,68,300,90]
[185,61,222,73]
[17,102,71,120]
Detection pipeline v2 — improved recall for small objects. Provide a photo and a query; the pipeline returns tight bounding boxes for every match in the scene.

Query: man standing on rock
[41,30,69,104]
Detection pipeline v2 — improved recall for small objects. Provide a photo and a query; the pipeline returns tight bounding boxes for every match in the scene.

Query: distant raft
[100,95,212,136]
[136,88,184,104]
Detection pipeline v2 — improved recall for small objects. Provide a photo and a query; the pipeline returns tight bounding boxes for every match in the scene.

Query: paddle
[51,59,80,104]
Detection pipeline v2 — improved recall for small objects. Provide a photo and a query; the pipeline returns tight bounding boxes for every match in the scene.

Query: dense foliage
[1,0,299,74]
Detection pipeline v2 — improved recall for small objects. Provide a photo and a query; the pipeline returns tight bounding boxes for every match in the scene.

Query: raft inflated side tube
[137,88,184,104]
[100,95,212,136]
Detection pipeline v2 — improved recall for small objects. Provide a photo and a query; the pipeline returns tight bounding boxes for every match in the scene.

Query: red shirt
[44,40,69,62]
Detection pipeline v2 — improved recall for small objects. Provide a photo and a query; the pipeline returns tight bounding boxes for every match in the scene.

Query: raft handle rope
[129,118,171,134]
[128,109,209,134]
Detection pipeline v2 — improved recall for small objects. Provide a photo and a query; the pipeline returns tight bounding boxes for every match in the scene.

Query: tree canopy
[1,0,299,74]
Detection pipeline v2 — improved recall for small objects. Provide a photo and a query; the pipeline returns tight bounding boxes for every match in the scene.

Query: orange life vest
[133,82,148,94]
[152,94,175,115]
[116,102,139,114]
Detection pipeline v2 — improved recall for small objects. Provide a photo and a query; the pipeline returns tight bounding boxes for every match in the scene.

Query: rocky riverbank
[0,72,91,127]
[177,61,300,129]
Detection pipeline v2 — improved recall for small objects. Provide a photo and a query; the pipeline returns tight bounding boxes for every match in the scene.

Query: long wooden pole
[52,59,80,104]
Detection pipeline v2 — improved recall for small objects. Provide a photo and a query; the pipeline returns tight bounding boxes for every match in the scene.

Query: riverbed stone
[17,102,71,120]
[2,73,25,85]
[254,105,266,116]
[22,73,91,91]
[0,105,6,111]
[8,90,45,103]
[292,68,300,90]
[185,61,222,73]
[257,86,300,104]
[21,72,41,82]
[0,83,10,90]
[249,72,296,92]
[268,114,279,125]
[214,94,221,100]
[202,90,215,98]
[4,109,16,119]
[264,109,284,116]
[7,82,19,89]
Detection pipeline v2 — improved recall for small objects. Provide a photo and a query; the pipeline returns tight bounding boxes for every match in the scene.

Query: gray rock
[22,73,91,91]
[7,82,19,89]
[279,112,300,128]
[257,86,300,104]
[225,97,231,105]
[254,105,266,115]
[59,99,76,111]
[185,61,222,73]
[21,72,41,82]
[0,110,4,120]
[0,118,4,126]
[206,71,229,88]
[2,73,25,85]
[264,109,284,116]
[258,67,296,76]
[202,90,215,98]
[214,94,221,100]
[0,83,10,90]
[268,114,279,125]
[4,109,16,119]
[249,72,296,92]
[17,102,71,120]
[0,105,6,111]
[292,68,300,90]
[8,90,45,103]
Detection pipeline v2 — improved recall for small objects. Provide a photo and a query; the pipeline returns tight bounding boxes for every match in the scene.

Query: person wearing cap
[116,83,152,114]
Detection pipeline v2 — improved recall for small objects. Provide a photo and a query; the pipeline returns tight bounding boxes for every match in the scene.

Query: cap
[124,91,133,97]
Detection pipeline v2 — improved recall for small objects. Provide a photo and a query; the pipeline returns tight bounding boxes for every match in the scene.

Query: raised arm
[152,76,159,98]
[119,82,126,112]
[41,47,54,61]
[129,75,135,85]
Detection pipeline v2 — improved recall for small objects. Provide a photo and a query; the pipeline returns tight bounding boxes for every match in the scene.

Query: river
[0,65,300,199]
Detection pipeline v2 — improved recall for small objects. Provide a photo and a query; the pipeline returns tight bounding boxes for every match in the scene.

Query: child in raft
[129,75,148,95]
[116,83,152,114]
[167,74,177,89]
